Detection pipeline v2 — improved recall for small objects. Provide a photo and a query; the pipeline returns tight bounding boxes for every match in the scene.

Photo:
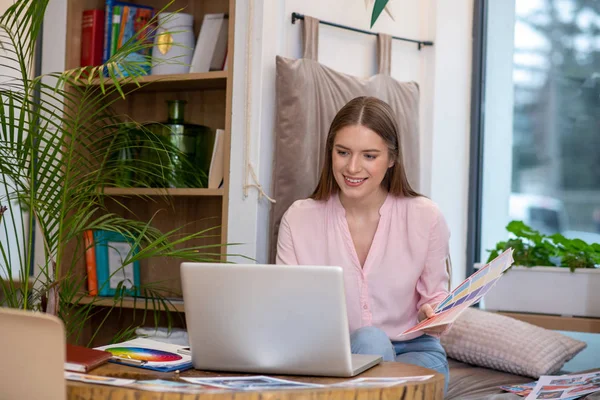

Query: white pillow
[440,308,587,378]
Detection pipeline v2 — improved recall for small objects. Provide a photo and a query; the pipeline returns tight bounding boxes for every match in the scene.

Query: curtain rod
[291,12,433,50]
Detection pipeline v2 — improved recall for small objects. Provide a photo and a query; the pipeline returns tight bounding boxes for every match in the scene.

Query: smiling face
[311,96,420,202]
[332,124,394,202]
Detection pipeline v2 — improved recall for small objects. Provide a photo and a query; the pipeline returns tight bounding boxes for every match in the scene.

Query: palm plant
[0,0,238,345]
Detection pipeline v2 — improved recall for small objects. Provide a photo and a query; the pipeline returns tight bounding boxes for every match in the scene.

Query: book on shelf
[110,5,122,58]
[222,50,229,71]
[80,9,105,67]
[103,0,154,76]
[103,0,118,64]
[189,13,229,73]
[83,230,98,296]
[208,129,225,189]
[65,344,112,373]
[93,229,141,297]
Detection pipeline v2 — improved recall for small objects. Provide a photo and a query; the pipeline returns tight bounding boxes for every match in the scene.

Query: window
[469,0,600,270]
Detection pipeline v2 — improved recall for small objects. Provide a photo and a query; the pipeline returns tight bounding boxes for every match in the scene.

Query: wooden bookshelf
[101,187,224,196]
[63,0,235,345]
[74,71,228,91]
[75,295,185,312]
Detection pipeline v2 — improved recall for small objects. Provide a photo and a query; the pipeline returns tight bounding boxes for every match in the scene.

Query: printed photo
[536,391,564,399]
[549,377,586,385]
[566,384,600,395]
[499,382,535,396]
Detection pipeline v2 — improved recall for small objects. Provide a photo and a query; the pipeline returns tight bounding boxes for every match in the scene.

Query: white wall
[35,0,67,276]
[228,0,473,288]
[427,0,474,287]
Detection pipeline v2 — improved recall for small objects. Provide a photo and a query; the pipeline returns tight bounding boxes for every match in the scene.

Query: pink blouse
[276,193,450,341]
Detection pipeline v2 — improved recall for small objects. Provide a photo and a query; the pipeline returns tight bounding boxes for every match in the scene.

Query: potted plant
[482,221,600,317]
[0,0,240,345]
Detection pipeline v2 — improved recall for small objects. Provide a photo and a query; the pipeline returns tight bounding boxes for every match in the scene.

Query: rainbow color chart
[399,248,514,336]
[105,347,182,362]
[95,338,193,372]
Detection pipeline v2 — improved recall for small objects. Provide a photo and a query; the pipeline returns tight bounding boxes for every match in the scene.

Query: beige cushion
[440,308,587,378]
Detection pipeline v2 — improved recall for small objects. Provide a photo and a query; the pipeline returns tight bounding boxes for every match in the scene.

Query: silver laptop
[0,308,66,400]
[180,263,382,377]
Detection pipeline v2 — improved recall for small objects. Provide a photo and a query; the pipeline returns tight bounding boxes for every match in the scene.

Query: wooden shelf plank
[74,71,228,91]
[101,187,224,197]
[74,295,185,312]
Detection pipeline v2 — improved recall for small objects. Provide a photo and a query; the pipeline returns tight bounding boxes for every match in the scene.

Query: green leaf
[370,0,389,28]
[491,220,600,271]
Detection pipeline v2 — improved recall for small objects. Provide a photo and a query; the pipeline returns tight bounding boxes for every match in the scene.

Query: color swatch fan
[398,248,514,337]
[106,347,183,362]
[96,338,193,372]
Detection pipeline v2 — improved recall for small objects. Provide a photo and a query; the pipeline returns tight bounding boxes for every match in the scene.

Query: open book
[397,248,514,337]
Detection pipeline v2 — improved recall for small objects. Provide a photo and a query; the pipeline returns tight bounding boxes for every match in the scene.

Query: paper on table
[397,248,514,337]
[330,375,434,388]
[129,379,220,393]
[65,371,135,387]
[182,376,323,390]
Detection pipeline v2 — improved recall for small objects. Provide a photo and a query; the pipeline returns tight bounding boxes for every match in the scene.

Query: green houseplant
[0,0,239,345]
[483,220,600,317]
[487,220,600,272]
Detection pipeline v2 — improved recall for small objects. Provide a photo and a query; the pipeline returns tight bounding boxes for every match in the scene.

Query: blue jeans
[350,326,449,394]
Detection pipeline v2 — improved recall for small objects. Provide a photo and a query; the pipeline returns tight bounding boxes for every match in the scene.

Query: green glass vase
[105,123,137,187]
[140,100,215,188]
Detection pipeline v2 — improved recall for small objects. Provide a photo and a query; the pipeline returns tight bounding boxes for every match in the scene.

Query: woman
[276,96,451,390]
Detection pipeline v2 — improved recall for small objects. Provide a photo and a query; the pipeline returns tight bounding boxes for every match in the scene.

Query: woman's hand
[417,303,449,336]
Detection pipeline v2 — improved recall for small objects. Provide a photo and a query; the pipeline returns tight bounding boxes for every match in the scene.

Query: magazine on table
[524,371,600,400]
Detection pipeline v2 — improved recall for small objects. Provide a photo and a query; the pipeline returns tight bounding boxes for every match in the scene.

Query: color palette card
[95,338,193,372]
[398,248,514,337]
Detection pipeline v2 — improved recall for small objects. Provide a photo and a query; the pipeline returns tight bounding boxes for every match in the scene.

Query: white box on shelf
[481,266,600,318]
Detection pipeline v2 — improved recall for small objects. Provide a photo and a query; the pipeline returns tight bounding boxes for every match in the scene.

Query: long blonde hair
[311,96,420,200]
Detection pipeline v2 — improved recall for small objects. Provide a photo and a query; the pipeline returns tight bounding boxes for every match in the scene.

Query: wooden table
[67,362,445,399]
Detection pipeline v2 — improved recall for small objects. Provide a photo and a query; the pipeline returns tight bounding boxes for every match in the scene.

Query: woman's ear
[388,160,395,169]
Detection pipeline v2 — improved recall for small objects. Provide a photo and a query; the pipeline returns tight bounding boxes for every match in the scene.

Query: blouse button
[363,304,368,310]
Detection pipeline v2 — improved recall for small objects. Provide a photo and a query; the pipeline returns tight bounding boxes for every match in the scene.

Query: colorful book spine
[102,0,116,64]
[117,5,128,49]
[83,230,98,296]
[111,5,122,58]
[117,4,154,76]
[103,1,154,76]
[103,0,140,63]
[80,9,105,67]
